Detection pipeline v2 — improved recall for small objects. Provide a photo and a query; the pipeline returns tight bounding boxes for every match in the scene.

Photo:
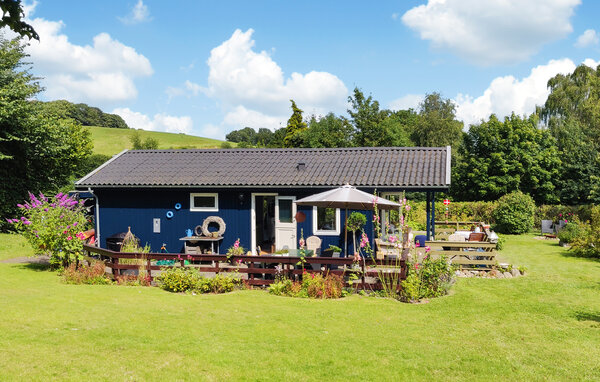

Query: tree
[300,113,353,148]
[36,100,130,129]
[129,130,159,150]
[283,100,307,148]
[542,64,600,143]
[226,127,257,144]
[0,37,92,230]
[452,114,560,204]
[412,93,464,148]
[0,0,38,40]
[347,87,389,146]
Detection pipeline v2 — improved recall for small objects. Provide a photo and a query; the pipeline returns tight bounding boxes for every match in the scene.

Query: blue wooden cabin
[75,147,451,256]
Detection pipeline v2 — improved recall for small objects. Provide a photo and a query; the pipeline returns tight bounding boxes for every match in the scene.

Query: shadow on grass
[559,250,600,263]
[574,310,600,323]
[14,262,53,272]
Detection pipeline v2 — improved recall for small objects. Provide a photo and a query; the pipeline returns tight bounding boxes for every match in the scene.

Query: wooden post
[112,256,119,278]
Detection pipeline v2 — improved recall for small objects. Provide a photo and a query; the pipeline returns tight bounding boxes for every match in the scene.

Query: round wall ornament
[201,216,226,236]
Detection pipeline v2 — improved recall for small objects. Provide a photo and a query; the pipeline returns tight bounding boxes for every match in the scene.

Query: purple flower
[56,192,63,199]
[21,216,26,221]
[23,220,31,225]
[73,222,78,227]
[44,208,48,212]
[17,204,24,208]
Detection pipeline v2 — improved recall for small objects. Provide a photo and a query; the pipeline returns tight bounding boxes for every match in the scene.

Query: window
[190,193,218,211]
[278,198,293,223]
[313,206,340,235]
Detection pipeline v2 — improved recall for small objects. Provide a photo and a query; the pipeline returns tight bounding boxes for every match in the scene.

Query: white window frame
[190,193,219,212]
[312,206,340,236]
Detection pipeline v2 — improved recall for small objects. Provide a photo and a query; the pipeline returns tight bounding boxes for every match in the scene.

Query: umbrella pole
[344,208,348,257]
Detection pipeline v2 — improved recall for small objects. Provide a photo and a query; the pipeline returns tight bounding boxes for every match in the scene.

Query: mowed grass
[0,234,599,381]
[88,126,227,156]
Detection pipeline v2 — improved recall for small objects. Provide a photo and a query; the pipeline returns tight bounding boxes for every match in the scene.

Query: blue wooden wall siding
[95,187,379,257]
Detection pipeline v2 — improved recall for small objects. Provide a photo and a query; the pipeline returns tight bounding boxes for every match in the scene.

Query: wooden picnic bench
[425,240,498,270]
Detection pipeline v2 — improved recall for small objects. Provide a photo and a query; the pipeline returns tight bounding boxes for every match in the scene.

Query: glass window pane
[278,199,293,223]
[317,207,336,231]
[194,196,215,208]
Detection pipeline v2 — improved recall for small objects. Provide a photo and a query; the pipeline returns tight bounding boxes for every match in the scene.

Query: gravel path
[0,255,50,264]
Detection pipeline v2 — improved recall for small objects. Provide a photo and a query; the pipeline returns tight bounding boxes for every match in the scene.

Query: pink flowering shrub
[7,192,90,268]
[226,238,245,260]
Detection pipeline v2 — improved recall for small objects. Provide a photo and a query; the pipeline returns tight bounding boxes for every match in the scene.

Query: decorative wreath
[198,216,226,237]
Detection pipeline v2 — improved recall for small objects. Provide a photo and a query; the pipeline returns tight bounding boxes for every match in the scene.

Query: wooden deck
[83,244,407,290]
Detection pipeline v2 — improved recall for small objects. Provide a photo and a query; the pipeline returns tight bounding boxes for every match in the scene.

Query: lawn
[0,233,599,381]
[88,126,227,156]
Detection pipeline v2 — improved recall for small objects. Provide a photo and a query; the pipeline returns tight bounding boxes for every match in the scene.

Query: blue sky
[18,0,600,138]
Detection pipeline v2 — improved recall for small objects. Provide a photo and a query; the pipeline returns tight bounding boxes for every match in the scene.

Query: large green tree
[452,114,560,204]
[300,113,353,148]
[347,87,389,146]
[283,100,307,148]
[0,37,92,229]
[412,92,464,148]
[542,64,600,142]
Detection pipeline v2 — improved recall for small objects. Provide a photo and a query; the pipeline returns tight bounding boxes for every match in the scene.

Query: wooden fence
[83,245,407,290]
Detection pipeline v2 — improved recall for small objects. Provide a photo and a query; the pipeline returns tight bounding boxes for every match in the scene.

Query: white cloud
[21,4,152,103]
[388,94,423,111]
[402,0,580,65]
[575,29,599,48]
[454,58,600,127]
[203,29,348,130]
[119,0,152,24]
[113,108,193,134]
[391,13,399,21]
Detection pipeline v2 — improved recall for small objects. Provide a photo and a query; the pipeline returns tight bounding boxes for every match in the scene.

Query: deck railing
[83,245,407,289]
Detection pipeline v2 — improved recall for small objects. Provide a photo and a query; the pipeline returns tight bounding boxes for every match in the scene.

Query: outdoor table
[180,236,223,254]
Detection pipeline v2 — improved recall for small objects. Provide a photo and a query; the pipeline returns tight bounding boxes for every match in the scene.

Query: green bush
[400,255,454,302]
[156,267,242,293]
[156,267,203,292]
[570,206,600,258]
[557,222,582,244]
[492,192,536,234]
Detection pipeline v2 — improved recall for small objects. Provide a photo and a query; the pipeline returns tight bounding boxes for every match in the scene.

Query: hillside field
[88,126,227,156]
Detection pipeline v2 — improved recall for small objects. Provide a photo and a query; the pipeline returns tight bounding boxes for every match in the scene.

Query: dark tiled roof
[76,147,451,189]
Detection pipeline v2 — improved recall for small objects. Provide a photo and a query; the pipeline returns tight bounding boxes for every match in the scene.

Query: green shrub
[557,222,582,244]
[62,262,111,285]
[400,255,454,302]
[157,267,202,292]
[156,267,242,293]
[492,192,536,234]
[570,206,600,258]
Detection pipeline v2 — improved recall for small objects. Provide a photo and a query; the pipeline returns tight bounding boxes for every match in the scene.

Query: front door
[275,196,297,250]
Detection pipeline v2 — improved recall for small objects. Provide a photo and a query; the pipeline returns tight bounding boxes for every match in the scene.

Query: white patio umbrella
[295,184,401,256]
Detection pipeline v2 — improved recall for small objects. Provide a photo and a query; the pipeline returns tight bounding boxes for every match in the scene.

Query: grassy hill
[87,126,228,156]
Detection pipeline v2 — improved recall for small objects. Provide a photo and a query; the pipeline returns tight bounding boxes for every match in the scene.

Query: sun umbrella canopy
[295,184,401,211]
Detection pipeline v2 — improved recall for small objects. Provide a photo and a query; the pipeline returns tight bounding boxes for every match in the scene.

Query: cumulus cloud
[166,80,206,100]
[119,0,152,24]
[113,108,193,134]
[388,94,424,111]
[402,0,580,65]
[20,4,152,103]
[454,58,599,127]
[575,29,599,48]
[202,29,348,130]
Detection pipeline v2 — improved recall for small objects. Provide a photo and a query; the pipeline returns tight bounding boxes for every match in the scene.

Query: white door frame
[380,192,402,236]
[251,193,277,255]
[275,195,297,251]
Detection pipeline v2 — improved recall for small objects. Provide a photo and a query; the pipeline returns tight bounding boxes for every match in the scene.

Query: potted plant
[346,212,366,255]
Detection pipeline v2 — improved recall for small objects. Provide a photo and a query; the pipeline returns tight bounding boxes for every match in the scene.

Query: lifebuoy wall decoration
[201,216,226,236]
[174,203,182,210]
[166,211,174,219]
